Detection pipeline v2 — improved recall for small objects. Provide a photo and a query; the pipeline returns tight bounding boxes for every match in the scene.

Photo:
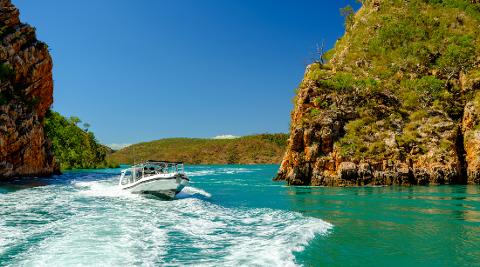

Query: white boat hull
[121,173,189,199]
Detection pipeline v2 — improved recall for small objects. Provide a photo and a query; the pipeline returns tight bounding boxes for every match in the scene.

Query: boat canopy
[127,162,184,173]
[119,161,185,185]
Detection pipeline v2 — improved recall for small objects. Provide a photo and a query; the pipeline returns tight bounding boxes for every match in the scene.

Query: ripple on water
[0,178,332,267]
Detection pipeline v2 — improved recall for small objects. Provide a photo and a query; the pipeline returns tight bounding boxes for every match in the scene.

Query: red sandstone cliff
[275,0,480,186]
[0,0,58,179]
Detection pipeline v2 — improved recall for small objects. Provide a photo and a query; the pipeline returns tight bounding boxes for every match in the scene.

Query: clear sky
[13,0,359,147]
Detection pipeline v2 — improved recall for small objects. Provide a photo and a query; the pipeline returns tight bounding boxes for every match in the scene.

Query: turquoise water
[1,165,479,266]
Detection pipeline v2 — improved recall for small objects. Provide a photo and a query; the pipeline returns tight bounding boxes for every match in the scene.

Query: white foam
[72,179,139,199]
[1,169,332,267]
[169,199,333,266]
[185,170,215,176]
[179,186,212,198]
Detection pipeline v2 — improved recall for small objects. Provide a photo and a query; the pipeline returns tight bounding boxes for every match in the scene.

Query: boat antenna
[133,145,136,165]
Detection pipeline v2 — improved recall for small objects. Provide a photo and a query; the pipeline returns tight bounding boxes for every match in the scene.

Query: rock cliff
[0,0,58,179]
[276,0,480,186]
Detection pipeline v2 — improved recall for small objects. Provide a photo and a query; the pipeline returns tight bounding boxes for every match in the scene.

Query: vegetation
[299,0,480,162]
[107,133,289,165]
[340,5,355,29]
[44,110,117,170]
[0,63,14,82]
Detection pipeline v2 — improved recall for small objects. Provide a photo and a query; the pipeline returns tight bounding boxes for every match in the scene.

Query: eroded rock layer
[276,0,480,186]
[0,0,58,178]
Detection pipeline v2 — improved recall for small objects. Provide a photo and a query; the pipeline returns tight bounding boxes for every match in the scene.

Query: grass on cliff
[298,0,480,162]
[0,63,14,82]
[44,110,117,170]
[107,133,288,165]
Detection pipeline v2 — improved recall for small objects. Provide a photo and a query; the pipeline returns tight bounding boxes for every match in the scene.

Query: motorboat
[119,161,189,199]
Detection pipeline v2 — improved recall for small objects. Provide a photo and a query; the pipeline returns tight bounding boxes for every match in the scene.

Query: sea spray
[0,165,332,266]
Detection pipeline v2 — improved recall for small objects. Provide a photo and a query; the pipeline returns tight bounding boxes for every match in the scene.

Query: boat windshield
[119,161,184,186]
[143,161,184,174]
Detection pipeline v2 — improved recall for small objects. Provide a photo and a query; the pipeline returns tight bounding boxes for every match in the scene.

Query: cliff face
[276,0,480,186]
[0,0,58,178]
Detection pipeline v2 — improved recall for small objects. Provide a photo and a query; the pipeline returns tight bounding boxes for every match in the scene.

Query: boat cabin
[119,161,185,185]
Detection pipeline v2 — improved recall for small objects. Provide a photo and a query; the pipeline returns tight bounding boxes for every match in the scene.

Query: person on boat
[143,166,158,176]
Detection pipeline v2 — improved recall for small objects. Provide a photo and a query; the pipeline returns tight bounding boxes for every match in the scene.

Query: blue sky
[14,0,359,147]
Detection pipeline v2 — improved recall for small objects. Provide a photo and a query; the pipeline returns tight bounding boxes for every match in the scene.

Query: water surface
[0,165,479,266]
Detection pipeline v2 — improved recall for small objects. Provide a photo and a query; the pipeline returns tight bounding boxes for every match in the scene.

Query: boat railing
[119,161,184,186]
[145,161,185,174]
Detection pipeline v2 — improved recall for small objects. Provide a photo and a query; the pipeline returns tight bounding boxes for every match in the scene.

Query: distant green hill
[107,134,288,165]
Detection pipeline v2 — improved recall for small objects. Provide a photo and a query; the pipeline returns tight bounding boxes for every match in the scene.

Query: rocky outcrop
[275,0,480,186]
[0,0,58,179]
[462,100,480,184]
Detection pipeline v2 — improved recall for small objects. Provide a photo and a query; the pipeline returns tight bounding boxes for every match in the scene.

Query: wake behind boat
[119,161,189,199]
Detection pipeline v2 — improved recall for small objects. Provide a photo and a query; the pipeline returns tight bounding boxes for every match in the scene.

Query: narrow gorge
[276,0,480,186]
[0,0,58,179]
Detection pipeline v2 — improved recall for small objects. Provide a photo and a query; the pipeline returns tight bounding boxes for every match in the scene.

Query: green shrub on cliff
[305,63,330,81]
[425,0,480,20]
[0,63,14,82]
[319,72,356,92]
[0,92,7,105]
[437,35,476,78]
[399,76,444,109]
[44,110,117,170]
[340,5,355,29]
